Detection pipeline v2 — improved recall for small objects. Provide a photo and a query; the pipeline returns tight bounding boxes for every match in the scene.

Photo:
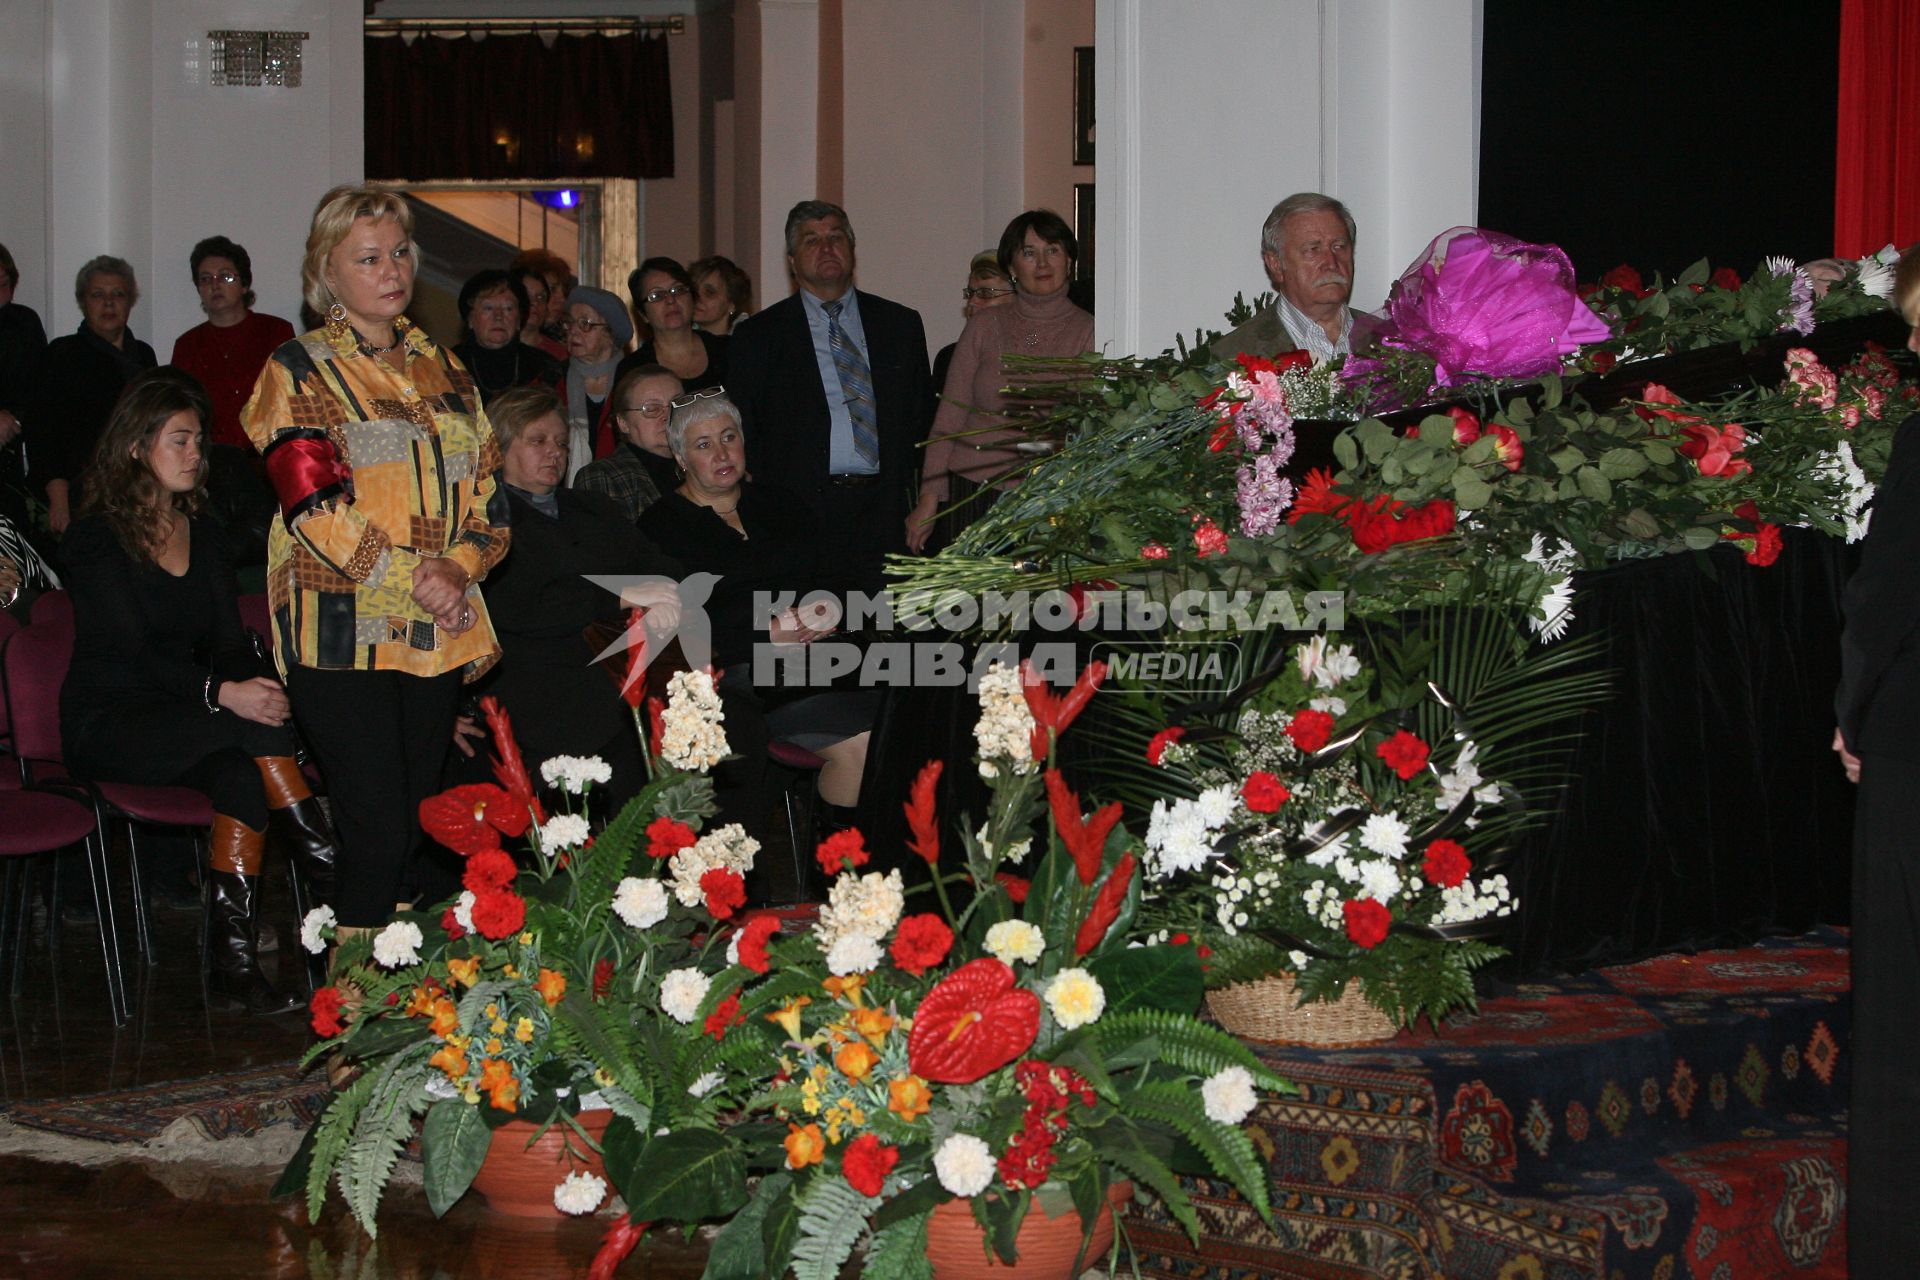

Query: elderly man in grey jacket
[1212,192,1379,365]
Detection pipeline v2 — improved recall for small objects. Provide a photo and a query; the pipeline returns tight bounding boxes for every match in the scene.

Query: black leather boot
[258,758,337,903]
[205,816,301,1016]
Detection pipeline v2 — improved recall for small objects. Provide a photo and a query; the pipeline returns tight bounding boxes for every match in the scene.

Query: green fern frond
[341,1057,430,1237]
[1121,1082,1271,1221]
[863,1212,933,1280]
[739,967,829,1018]
[306,1070,375,1224]
[1096,1114,1200,1241]
[1089,1009,1290,1093]
[571,780,662,912]
[788,1175,872,1280]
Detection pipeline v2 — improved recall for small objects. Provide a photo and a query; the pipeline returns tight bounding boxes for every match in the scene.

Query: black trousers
[66,696,296,830]
[287,665,462,927]
[1848,751,1920,1275]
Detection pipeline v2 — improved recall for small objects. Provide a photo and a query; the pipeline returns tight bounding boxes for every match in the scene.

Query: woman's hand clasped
[219,676,291,726]
[621,582,683,636]
[412,557,471,620]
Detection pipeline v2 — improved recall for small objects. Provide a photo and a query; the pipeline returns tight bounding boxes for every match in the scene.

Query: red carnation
[1709,266,1742,291]
[646,816,697,859]
[735,914,781,974]
[463,847,519,894]
[1724,500,1783,567]
[904,760,943,865]
[891,913,955,976]
[815,828,870,877]
[1240,771,1290,813]
[703,989,743,1039]
[1146,726,1186,766]
[1074,852,1137,958]
[1140,541,1170,560]
[440,907,467,941]
[842,1132,900,1198]
[700,867,747,921]
[996,872,1031,904]
[1192,518,1229,558]
[470,888,527,940]
[310,985,345,1038]
[1343,897,1392,949]
[1286,709,1336,754]
[1422,839,1472,889]
[1376,730,1431,780]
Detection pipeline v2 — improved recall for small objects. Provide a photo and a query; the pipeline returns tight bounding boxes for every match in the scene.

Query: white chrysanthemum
[371,919,423,968]
[1358,812,1410,860]
[1529,575,1576,643]
[1044,967,1106,1030]
[1308,694,1347,717]
[1857,255,1896,299]
[660,670,730,772]
[973,662,1038,778]
[668,824,760,907]
[814,869,905,950]
[1195,784,1238,828]
[825,932,884,975]
[933,1133,997,1198]
[539,754,612,793]
[452,890,476,934]
[983,920,1046,966]
[539,813,592,852]
[1435,742,1485,813]
[1201,1066,1259,1125]
[1356,859,1404,905]
[688,1071,725,1099]
[553,1170,607,1215]
[612,876,669,929]
[1145,794,1231,879]
[659,967,712,1023]
[300,905,336,955]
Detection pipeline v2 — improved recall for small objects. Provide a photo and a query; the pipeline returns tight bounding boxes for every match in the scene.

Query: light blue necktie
[824,299,880,468]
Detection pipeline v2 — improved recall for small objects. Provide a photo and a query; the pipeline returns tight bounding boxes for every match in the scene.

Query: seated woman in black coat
[60,368,337,1015]
[474,386,684,810]
[639,390,878,814]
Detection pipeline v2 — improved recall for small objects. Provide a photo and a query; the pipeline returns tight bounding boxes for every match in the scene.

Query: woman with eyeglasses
[932,250,1014,400]
[615,257,727,408]
[907,211,1093,554]
[574,363,684,524]
[32,255,158,534]
[557,285,633,481]
[170,236,296,454]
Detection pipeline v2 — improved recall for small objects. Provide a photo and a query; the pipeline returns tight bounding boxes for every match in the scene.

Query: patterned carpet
[1123,928,1850,1280]
[0,1061,326,1146]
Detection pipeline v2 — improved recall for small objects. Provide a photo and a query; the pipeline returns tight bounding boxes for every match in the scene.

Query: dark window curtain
[1834,0,1920,257]
[365,31,673,181]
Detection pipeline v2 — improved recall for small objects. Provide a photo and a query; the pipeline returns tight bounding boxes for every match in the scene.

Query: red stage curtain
[1834,0,1920,256]
[365,31,674,182]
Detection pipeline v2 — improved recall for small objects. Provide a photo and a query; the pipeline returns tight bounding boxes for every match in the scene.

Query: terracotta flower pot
[469,1108,614,1218]
[926,1181,1131,1280]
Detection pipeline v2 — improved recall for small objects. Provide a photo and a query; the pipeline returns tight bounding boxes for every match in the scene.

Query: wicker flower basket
[1206,974,1399,1047]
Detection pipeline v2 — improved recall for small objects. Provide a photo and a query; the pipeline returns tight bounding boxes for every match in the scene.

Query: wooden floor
[0,854,712,1279]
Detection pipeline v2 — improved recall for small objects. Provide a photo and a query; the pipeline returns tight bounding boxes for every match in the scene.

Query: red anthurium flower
[1021,659,1109,760]
[1074,852,1138,957]
[419,783,515,855]
[588,1217,651,1280]
[907,958,1041,1084]
[1343,897,1392,949]
[842,1133,900,1197]
[1146,726,1186,766]
[904,760,943,865]
[1045,770,1124,886]
[1422,839,1471,889]
[480,696,546,826]
[1240,771,1290,813]
[891,913,955,976]
[1285,709,1336,754]
[700,867,747,921]
[1376,730,1431,780]
[619,607,651,708]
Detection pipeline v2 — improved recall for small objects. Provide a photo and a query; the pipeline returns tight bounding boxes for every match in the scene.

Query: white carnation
[973,662,1038,776]
[660,670,730,771]
[659,967,712,1024]
[1201,1066,1259,1125]
[825,932,885,976]
[933,1133,997,1197]
[612,876,669,929]
[539,813,592,852]
[814,869,905,951]
[668,824,760,907]
[540,754,612,793]
[553,1170,607,1215]
[1358,812,1410,860]
[983,919,1046,966]
[371,919,423,968]
[299,905,336,955]
[1044,967,1106,1030]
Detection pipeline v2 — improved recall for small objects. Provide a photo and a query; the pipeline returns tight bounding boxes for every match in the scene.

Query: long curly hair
[77,368,212,562]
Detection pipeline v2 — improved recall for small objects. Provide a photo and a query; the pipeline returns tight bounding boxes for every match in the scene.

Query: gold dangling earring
[327,302,348,324]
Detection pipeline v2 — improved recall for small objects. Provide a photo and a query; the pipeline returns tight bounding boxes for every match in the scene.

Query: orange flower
[835,1041,881,1084]
[478,1058,519,1113]
[428,997,461,1040]
[446,956,481,988]
[429,1042,469,1082]
[767,996,812,1041]
[850,1006,895,1046]
[536,968,567,1006]
[784,1122,826,1169]
[405,986,439,1018]
[887,1075,932,1123]
[822,974,866,1005]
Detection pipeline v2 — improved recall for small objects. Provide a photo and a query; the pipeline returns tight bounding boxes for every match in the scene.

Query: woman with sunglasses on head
[557,285,632,481]
[615,258,727,412]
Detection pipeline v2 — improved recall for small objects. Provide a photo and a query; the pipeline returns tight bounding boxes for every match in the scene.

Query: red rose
[310,985,345,1038]
[463,847,518,894]
[995,872,1030,904]
[815,828,870,877]
[1273,349,1314,374]
[1285,709,1336,754]
[470,888,527,940]
[592,958,616,1000]
[1600,264,1649,297]
[1343,897,1392,949]
[1376,729,1430,780]
[1349,496,1457,554]
[700,867,747,921]
[891,913,955,976]
[1590,350,1617,374]
[646,816,697,859]
[1240,771,1290,813]
[842,1132,900,1198]
[1445,405,1481,445]
[703,989,743,1039]
[1487,424,1524,472]
[735,913,780,974]
[1192,518,1229,558]
[1677,421,1751,477]
[1146,726,1186,766]
[1632,383,1701,426]
[1422,838,1471,889]
[1710,266,1742,291]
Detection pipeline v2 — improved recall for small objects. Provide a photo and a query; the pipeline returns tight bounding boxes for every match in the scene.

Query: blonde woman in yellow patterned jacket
[244,185,510,935]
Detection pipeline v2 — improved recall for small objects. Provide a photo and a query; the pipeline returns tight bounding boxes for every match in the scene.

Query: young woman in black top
[60,369,338,1014]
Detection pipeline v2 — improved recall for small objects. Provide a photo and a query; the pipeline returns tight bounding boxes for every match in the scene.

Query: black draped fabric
[1506,529,1856,974]
[365,31,673,181]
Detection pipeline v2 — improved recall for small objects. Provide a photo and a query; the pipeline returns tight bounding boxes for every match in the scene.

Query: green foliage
[787,1175,871,1280]
[421,1098,492,1218]
[342,1057,432,1236]
[619,1129,748,1223]
[1087,944,1203,1018]
[703,1170,791,1280]
[1083,1009,1288,1094]
[1121,1080,1271,1221]
[864,1213,934,1280]
[305,1070,374,1224]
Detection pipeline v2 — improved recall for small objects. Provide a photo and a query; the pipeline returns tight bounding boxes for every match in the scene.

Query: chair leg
[123,822,158,964]
[82,833,129,1026]
[0,860,18,996]
[285,838,318,997]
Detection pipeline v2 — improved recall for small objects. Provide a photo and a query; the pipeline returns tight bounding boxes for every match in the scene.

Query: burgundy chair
[0,611,19,760]
[27,588,72,628]
[0,788,104,1005]
[0,623,131,1023]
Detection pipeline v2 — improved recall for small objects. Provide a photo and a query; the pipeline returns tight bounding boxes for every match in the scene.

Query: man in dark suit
[727,200,934,596]
[1210,192,1378,364]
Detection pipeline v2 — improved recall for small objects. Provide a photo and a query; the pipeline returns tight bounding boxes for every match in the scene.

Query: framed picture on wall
[1073,46,1094,166]
[1073,183,1094,283]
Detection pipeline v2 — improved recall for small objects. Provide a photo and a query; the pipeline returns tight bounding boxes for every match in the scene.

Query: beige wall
[1022,0,1094,226]
[639,9,707,269]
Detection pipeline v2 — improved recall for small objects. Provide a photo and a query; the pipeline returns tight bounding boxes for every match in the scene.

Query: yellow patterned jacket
[242,316,510,680]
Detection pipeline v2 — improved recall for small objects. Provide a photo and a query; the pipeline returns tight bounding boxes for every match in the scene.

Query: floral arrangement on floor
[282,679,765,1250]
[664,659,1291,1280]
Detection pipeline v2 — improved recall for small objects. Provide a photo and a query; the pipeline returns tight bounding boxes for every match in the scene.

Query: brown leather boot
[257,756,337,904]
[206,814,300,1016]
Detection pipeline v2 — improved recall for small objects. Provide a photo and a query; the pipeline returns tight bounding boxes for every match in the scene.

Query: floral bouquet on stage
[283,675,766,1250]
[691,659,1289,1280]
